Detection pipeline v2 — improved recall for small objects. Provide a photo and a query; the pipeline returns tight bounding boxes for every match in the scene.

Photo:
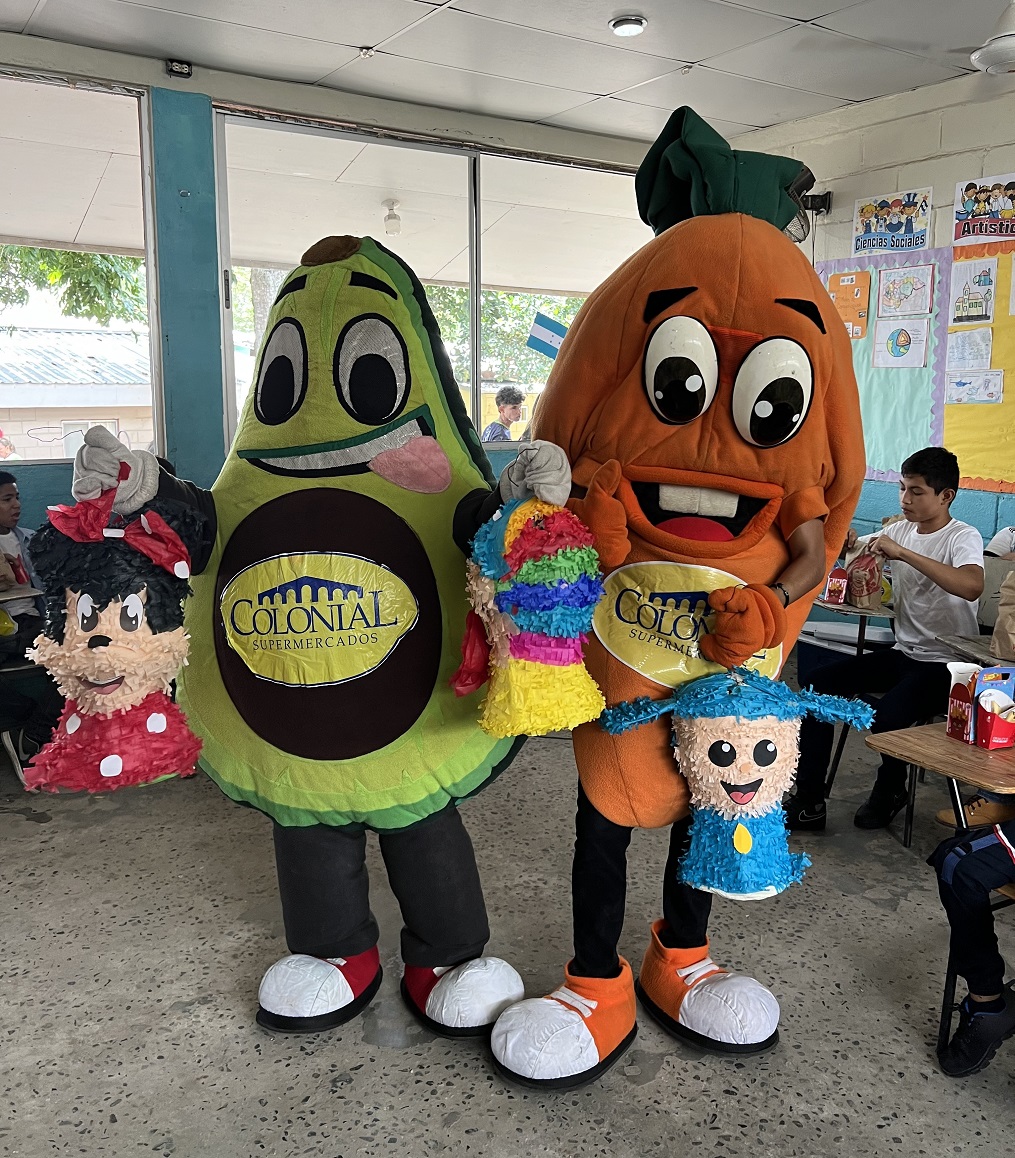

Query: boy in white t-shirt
[786,447,985,832]
[984,526,1015,558]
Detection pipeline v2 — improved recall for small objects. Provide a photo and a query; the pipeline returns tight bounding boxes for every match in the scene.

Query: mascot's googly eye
[77,592,98,633]
[120,592,145,633]
[753,739,777,766]
[254,318,309,426]
[334,313,410,427]
[708,739,736,767]
[643,315,718,426]
[732,338,813,447]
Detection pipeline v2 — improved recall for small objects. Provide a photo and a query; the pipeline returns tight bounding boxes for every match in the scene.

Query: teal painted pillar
[150,87,224,488]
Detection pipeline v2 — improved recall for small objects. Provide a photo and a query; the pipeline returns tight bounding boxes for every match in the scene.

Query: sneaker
[784,795,826,832]
[0,730,25,786]
[853,785,908,830]
[16,730,42,764]
[935,795,1015,829]
[939,984,1015,1077]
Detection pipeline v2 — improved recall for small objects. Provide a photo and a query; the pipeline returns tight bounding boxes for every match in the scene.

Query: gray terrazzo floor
[3,680,1014,1156]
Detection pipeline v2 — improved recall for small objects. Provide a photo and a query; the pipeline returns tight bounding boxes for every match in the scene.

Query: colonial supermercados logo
[220,552,418,687]
[593,561,782,688]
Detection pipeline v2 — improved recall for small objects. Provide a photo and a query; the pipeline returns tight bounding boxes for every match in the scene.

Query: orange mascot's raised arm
[490,108,865,1089]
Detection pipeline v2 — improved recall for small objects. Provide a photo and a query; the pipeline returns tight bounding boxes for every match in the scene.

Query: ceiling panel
[29,0,361,84]
[1,138,110,245]
[0,1,37,32]
[117,0,426,45]
[226,169,469,276]
[322,51,595,122]
[381,7,683,95]
[452,0,793,64]
[541,98,675,142]
[76,153,145,251]
[225,122,366,181]
[703,24,966,101]
[336,143,467,198]
[817,0,1007,69]
[622,64,847,127]
[0,77,140,155]
[481,156,642,218]
[731,1,863,16]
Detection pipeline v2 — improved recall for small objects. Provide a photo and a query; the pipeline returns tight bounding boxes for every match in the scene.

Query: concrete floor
[3,709,1014,1156]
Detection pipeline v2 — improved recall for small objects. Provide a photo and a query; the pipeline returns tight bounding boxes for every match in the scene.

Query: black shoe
[0,730,25,786]
[939,984,1015,1076]
[784,795,826,831]
[853,785,908,829]
[17,730,42,763]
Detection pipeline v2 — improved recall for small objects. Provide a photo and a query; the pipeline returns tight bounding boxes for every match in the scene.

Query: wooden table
[936,632,999,667]
[0,585,42,604]
[814,599,895,657]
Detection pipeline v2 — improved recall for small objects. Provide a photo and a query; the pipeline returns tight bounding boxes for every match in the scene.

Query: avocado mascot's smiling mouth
[236,405,451,493]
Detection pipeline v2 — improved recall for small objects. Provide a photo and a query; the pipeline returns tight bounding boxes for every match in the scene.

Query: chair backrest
[978,558,1015,628]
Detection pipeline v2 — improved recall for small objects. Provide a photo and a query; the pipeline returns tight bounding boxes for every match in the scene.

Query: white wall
[731,71,1015,262]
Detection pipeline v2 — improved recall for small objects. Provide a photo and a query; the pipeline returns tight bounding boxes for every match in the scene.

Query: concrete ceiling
[2,0,1003,142]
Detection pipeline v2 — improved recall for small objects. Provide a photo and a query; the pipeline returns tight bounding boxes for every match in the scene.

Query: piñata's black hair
[28,499,208,644]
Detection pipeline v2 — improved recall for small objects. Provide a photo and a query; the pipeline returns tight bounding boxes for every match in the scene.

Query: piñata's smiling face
[231,235,482,496]
[674,713,800,819]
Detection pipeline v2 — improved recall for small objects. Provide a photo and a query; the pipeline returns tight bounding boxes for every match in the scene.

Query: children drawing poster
[951,257,997,325]
[877,263,934,317]
[946,370,1004,405]
[853,188,930,254]
[873,317,929,368]
[954,173,1015,246]
[827,270,871,338]
[947,327,993,371]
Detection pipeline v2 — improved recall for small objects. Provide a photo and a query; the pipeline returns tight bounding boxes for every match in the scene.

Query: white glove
[72,426,160,514]
[498,440,571,507]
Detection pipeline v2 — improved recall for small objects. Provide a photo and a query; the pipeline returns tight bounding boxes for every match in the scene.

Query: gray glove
[498,440,571,507]
[72,425,160,514]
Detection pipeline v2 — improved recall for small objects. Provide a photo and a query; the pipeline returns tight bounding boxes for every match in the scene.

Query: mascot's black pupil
[259,356,299,425]
[347,354,399,425]
[708,740,736,767]
[751,378,803,445]
[753,740,777,766]
[653,356,707,424]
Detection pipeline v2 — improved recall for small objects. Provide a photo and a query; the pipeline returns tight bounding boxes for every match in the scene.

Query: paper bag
[845,550,883,611]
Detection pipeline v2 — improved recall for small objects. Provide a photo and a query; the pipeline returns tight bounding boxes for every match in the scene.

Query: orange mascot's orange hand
[699,583,787,670]
[568,459,631,572]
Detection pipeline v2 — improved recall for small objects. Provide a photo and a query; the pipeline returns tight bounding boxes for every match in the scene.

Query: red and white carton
[947,661,979,744]
[974,667,1015,750]
[822,565,847,604]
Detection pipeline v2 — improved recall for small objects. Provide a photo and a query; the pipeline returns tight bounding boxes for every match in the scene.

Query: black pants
[795,648,950,804]
[0,616,63,746]
[930,822,1015,995]
[272,803,489,968]
[571,783,712,978]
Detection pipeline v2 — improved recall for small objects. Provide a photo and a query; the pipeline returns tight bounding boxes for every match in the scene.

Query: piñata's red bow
[47,462,191,579]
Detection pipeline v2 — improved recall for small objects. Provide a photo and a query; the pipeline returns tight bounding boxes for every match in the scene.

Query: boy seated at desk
[786,447,984,832]
[0,471,62,780]
[984,525,1015,559]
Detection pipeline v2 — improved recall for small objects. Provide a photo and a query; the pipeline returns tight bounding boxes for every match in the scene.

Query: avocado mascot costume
[72,234,571,1037]
[490,109,866,1087]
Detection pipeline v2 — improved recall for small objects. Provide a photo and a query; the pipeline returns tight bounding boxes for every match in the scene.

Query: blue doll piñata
[601,669,874,900]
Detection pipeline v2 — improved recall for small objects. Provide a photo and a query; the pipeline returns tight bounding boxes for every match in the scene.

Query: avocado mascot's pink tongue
[369,436,452,493]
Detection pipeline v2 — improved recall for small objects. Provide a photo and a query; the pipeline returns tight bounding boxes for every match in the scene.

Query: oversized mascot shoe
[490,958,637,1089]
[401,957,525,1037]
[635,921,779,1055]
[256,946,383,1033]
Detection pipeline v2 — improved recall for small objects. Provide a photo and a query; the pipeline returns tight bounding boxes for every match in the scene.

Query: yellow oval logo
[220,552,419,687]
[593,561,781,688]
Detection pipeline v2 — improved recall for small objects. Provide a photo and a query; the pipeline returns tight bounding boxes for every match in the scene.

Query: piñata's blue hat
[600,667,874,735]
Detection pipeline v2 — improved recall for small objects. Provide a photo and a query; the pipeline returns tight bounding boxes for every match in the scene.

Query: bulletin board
[941,239,1015,491]
[817,248,950,482]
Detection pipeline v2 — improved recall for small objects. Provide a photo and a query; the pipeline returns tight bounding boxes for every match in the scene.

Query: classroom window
[0,76,154,463]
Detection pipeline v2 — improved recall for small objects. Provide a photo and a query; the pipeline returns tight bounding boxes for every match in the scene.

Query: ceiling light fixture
[972,1,1015,73]
[382,199,401,236]
[608,15,647,37]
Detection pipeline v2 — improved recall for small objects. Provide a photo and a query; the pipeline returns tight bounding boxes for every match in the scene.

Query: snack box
[822,565,847,605]
[946,663,1015,748]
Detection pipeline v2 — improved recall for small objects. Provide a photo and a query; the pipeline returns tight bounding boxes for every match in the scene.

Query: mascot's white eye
[334,313,410,426]
[643,315,718,425]
[77,593,98,633]
[732,338,813,447]
[254,317,308,426]
[120,593,144,633]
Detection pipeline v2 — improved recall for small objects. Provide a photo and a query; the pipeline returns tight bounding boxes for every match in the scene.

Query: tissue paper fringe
[480,658,606,738]
[678,806,810,897]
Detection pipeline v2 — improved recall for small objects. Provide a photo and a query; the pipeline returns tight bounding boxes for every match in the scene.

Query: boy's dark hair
[28,499,207,643]
[0,470,16,487]
[495,385,525,408]
[900,446,960,495]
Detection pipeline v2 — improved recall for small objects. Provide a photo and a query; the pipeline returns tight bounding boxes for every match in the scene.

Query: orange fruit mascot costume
[491,108,865,1088]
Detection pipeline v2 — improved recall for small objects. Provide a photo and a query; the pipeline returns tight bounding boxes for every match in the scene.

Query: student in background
[984,526,1015,559]
[786,448,984,832]
[481,386,524,442]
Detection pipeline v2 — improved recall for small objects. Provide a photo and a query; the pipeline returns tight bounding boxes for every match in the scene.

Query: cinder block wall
[732,74,1015,540]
